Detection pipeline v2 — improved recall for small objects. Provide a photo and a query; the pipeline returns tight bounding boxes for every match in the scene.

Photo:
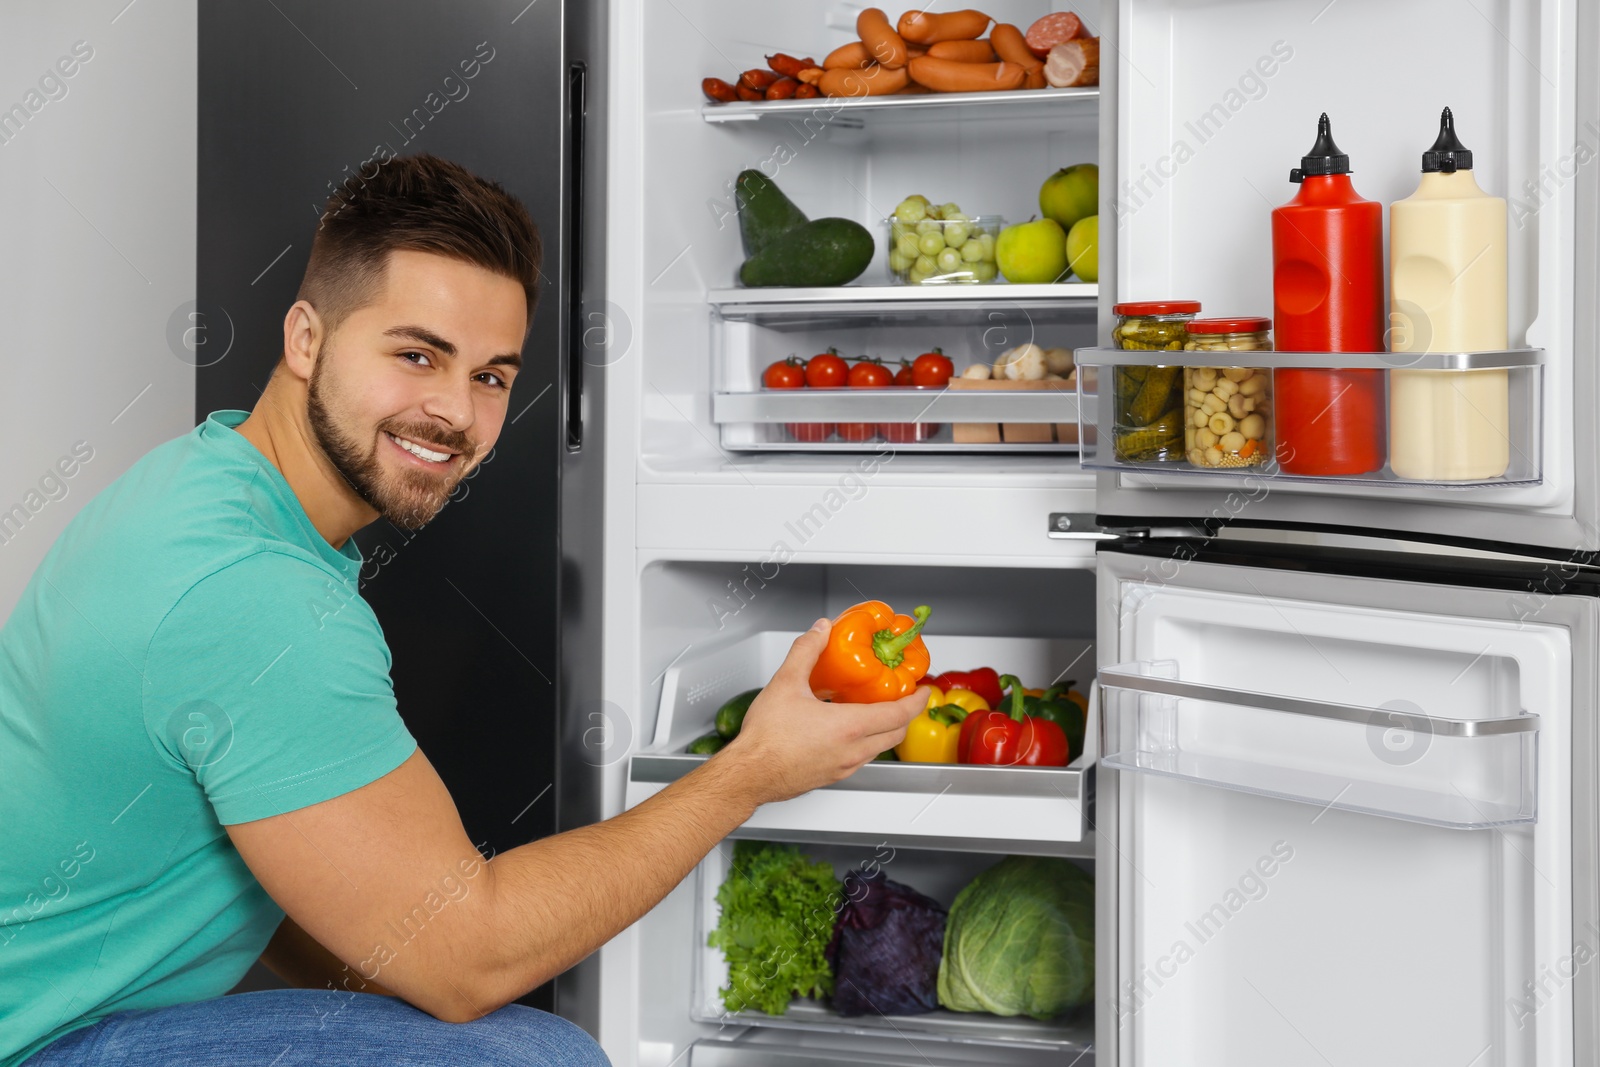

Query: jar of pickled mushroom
[1182,317,1272,469]
[1111,300,1200,462]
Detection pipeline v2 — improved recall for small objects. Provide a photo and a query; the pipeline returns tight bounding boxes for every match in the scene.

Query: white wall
[0,1,196,620]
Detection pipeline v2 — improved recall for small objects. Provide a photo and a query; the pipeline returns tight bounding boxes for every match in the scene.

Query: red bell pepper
[956,673,1070,766]
[929,667,1004,708]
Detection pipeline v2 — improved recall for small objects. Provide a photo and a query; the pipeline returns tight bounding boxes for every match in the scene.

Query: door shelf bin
[1098,663,1539,829]
[626,631,1097,853]
[712,388,1080,453]
[690,843,1094,1054]
[1074,347,1544,488]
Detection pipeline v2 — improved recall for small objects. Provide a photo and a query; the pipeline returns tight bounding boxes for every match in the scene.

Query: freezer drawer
[627,631,1097,854]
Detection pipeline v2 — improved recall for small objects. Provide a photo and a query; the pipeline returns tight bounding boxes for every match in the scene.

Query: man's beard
[305,347,473,532]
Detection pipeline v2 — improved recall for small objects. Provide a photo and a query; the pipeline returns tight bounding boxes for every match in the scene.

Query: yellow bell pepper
[922,685,945,710]
[895,704,969,763]
[940,687,990,715]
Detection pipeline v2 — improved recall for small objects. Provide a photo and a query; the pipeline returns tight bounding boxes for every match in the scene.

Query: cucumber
[735,170,809,258]
[739,218,876,288]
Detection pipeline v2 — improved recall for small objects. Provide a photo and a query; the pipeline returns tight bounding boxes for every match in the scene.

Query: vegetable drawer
[1099,661,1540,829]
[626,631,1097,854]
[689,842,1094,1054]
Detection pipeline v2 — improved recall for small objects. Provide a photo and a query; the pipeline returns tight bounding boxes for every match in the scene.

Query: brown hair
[295,153,541,337]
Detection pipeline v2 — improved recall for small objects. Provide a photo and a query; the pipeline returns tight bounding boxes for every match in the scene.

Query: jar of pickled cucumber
[1111,300,1200,462]
[1182,317,1272,469]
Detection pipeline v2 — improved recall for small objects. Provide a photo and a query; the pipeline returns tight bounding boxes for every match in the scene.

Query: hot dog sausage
[702,77,738,103]
[906,56,1026,93]
[897,9,993,44]
[766,53,818,78]
[927,39,997,62]
[857,8,909,68]
[990,23,1046,88]
[819,63,912,97]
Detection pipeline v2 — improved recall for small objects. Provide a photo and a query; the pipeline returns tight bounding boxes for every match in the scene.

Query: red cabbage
[826,869,947,1017]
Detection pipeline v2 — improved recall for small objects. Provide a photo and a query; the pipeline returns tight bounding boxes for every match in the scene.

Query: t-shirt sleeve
[142,551,417,825]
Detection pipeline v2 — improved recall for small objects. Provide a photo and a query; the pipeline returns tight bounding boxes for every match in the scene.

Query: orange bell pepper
[809,601,932,704]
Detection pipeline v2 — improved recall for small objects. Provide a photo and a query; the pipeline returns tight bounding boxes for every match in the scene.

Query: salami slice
[1025,11,1087,58]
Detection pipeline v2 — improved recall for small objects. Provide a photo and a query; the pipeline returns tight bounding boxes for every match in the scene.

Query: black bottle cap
[1289,113,1351,183]
[1421,107,1473,173]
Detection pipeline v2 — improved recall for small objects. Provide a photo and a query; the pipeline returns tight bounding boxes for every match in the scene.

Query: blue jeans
[23,989,610,1066]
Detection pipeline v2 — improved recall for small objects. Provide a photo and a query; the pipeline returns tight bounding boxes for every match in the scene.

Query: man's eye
[399,351,431,367]
[480,372,509,390]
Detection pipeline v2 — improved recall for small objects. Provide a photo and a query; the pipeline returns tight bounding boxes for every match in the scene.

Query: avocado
[735,170,809,258]
[738,218,876,288]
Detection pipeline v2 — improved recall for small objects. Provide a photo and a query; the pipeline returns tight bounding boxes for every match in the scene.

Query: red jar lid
[1186,316,1271,334]
[1112,300,1201,316]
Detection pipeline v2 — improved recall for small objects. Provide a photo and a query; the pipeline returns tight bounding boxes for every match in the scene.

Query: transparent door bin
[690,843,1095,1054]
[1075,348,1545,488]
[1098,662,1538,829]
[626,631,1097,851]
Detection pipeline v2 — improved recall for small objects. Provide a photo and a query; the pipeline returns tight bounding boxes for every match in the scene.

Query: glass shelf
[701,86,1099,129]
[709,284,1097,330]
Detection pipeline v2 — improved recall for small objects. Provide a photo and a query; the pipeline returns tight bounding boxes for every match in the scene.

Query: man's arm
[226,619,927,1023]
[259,914,397,996]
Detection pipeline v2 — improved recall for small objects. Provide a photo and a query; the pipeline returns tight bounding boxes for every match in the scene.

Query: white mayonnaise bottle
[1388,107,1510,481]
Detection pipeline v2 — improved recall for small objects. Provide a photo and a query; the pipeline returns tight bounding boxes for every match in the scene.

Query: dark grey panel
[199,0,600,1019]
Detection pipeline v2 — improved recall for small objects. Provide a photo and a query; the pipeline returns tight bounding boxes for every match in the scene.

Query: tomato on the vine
[837,423,878,442]
[785,423,836,442]
[892,361,915,386]
[848,360,893,388]
[910,348,955,387]
[763,357,806,389]
[805,348,848,388]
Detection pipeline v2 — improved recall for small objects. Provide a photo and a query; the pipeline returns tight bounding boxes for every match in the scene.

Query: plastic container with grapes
[885,197,1004,285]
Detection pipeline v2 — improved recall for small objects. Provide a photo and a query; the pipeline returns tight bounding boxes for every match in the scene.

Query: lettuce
[937,856,1094,1019]
[709,840,841,1015]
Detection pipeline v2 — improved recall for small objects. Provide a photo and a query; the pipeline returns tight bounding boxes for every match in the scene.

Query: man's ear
[282,301,327,383]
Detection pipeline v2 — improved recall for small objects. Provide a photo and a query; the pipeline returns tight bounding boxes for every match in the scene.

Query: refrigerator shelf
[1073,350,1545,488]
[1099,662,1539,829]
[708,284,1098,329]
[626,631,1097,853]
[701,86,1099,129]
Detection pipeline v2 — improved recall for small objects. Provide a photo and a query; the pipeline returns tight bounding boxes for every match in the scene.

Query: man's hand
[711,618,929,807]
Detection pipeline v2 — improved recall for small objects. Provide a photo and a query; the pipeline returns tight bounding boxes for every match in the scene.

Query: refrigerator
[193,0,609,1028]
[604,0,1600,1065]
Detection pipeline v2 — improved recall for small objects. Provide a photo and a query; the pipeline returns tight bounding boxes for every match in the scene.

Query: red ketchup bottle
[1271,114,1386,476]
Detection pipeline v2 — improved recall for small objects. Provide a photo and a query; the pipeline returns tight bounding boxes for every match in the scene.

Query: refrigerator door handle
[1098,667,1540,737]
[564,60,587,452]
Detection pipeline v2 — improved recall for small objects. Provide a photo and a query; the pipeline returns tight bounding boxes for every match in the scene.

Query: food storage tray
[626,631,1097,854]
[1074,347,1545,488]
[689,841,1094,1053]
[1099,661,1539,829]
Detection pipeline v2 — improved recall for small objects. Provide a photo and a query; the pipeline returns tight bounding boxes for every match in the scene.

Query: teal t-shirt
[0,409,417,1065]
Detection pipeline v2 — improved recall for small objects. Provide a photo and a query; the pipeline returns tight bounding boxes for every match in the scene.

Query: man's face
[305,249,528,531]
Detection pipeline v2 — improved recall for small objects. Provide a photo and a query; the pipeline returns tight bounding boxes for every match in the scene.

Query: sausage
[897,9,993,44]
[702,77,738,103]
[857,8,910,68]
[735,83,763,101]
[793,82,822,99]
[927,39,997,62]
[906,55,1025,93]
[1024,11,1087,58]
[990,23,1045,88]
[739,68,779,91]
[819,63,912,97]
[765,76,800,100]
[766,53,817,78]
[823,40,874,69]
[1044,37,1099,87]
[795,67,825,84]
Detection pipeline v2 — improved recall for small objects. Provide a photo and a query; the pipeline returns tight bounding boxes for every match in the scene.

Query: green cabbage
[937,856,1094,1019]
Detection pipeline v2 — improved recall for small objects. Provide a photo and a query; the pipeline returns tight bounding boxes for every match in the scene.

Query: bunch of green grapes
[888,195,1000,285]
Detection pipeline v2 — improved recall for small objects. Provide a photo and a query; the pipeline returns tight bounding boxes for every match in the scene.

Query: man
[0,154,926,1066]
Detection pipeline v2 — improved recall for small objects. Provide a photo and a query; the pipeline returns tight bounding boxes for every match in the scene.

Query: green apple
[995,218,1070,284]
[1040,163,1099,232]
[1066,214,1099,283]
